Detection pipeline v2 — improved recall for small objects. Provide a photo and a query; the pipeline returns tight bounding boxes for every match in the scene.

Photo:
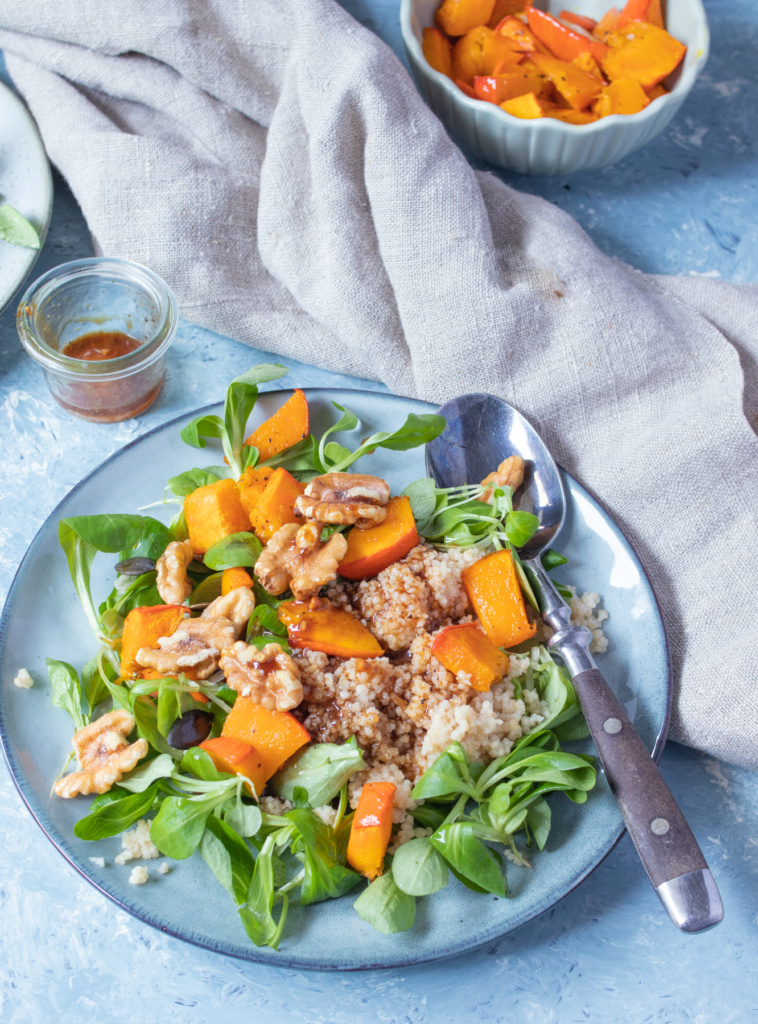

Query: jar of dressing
[17,257,177,422]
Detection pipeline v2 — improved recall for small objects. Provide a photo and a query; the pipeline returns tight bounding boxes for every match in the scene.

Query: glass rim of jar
[16,257,177,382]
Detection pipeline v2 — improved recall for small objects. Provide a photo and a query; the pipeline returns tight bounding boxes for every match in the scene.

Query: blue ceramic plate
[0,388,671,970]
[0,79,53,313]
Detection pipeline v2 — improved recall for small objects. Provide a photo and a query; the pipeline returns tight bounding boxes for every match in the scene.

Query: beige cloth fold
[1,0,756,766]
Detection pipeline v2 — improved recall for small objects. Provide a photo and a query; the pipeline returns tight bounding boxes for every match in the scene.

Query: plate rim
[0,78,54,314]
[0,387,673,970]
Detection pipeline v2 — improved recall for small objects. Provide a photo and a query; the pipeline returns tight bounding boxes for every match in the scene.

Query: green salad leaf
[59,514,171,640]
[74,783,160,841]
[0,203,40,248]
[269,737,365,808]
[46,658,87,732]
[204,532,262,570]
[181,364,289,477]
[239,835,290,949]
[353,872,416,935]
[391,837,449,897]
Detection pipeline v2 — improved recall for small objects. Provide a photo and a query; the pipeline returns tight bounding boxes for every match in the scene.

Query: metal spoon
[426,392,723,934]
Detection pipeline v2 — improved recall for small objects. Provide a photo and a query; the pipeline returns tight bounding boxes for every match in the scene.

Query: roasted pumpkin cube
[593,77,650,116]
[530,53,603,111]
[501,92,546,119]
[572,52,604,81]
[601,22,685,90]
[547,108,599,124]
[221,699,310,782]
[237,464,276,518]
[593,7,622,41]
[431,623,509,692]
[338,496,419,580]
[462,548,536,648]
[247,467,304,543]
[243,389,309,464]
[278,601,384,659]
[347,782,396,880]
[646,82,668,100]
[221,566,254,595]
[198,736,267,796]
[436,0,497,37]
[487,0,527,29]
[185,478,251,557]
[120,604,188,677]
[423,26,454,77]
[452,25,525,84]
[475,69,552,104]
[525,6,610,62]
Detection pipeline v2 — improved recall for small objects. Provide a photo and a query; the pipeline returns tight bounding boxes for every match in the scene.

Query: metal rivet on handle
[603,717,622,734]
[651,818,670,835]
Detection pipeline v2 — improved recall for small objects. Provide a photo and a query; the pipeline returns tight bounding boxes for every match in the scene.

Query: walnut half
[155,539,193,605]
[54,709,148,798]
[479,455,525,505]
[255,522,347,599]
[294,472,390,529]
[220,641,303,711]
[135,587,255,679]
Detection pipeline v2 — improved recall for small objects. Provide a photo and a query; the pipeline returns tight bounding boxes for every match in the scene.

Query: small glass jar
[17,257,177,422]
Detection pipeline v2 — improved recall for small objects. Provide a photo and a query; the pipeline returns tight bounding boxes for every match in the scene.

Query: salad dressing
[62,331,142,361]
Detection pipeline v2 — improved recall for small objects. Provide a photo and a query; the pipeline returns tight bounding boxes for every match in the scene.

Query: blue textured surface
[1,0,758,1019]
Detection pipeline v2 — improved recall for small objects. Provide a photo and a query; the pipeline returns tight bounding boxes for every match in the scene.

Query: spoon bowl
[425,392,564,557]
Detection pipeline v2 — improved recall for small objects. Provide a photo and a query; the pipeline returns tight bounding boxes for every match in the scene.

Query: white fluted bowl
[400,0,709,175]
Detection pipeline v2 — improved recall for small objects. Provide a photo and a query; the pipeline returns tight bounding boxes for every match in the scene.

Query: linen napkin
[1,0,756,769]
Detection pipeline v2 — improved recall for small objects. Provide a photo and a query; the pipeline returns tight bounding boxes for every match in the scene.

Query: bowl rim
[399,0,710,136]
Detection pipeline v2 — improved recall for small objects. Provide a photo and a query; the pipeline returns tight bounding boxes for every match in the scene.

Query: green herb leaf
[353,872,416,934]
[180,747,234,782]
[525,797,552,851]
[223,799,263,839]
[286,807,361,905]
[200,824,235,898]
[74,783,159,841]
[46,658,87,732]
[203,814,256,904]
[316,403,360,472]
[246,604,287,640]
[541,548,568,571]
[402,477,440,525]
[118,754,176,793]
[328,413,446,473]
[157,680,183,738]
[411,743,478,802]
[150,794,219,859]
[430,823,506,897]
[0,203,40,248]
[270,737,366,808]
[132,697,183,759]
[120,516,173,562]
[239,835,289,948]
[166,467,225,498]
[223,365,290,476]
[204,532,262,571]
[505,510,540,548]
[189,571,224,606]
[391,837,449,897]
[180,414,225,451]
[410,801,449,831]
[81,655,111,717]
[59,515,169,639]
